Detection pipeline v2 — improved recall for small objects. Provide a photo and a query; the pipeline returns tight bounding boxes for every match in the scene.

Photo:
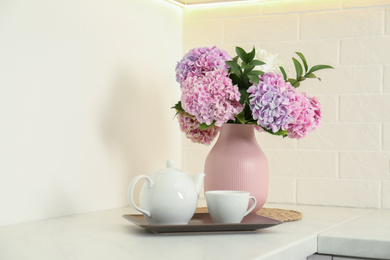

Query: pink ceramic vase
[204,124,269,212]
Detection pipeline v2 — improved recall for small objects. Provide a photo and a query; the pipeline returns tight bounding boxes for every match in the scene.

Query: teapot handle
[128,175,153,218]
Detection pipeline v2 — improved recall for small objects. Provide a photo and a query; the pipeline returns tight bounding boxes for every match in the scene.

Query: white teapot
[128,160,205,225]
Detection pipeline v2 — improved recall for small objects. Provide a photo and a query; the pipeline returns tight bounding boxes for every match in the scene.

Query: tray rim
[123,212,282,233]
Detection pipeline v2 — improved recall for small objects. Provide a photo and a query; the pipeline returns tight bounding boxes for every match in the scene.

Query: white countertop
[0,203,389,260]
[318,209,390,259]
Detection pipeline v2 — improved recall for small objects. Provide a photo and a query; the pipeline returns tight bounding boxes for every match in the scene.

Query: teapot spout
[192,172,205,197]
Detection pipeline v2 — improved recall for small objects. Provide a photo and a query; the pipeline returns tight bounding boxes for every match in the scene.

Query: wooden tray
[123,213,282,234]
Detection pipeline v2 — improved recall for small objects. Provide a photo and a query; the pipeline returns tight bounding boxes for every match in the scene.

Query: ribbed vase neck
[218,124,256,142]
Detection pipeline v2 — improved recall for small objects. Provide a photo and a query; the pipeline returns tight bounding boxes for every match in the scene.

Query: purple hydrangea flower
[175,46,231,85]
[247,73,296,133]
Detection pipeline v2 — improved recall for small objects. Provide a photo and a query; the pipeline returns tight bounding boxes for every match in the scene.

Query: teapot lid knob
[166,159,174,168]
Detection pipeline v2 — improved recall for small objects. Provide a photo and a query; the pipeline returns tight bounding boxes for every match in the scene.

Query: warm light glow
[165,0,267,8]
[165,0,186,7]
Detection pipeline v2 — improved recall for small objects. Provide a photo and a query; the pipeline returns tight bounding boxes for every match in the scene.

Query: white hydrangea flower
[255,47,283,74]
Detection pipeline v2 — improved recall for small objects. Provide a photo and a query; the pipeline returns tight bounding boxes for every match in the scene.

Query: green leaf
[243,60,264,73]
[199,121,216,130]
[171,101,184,117]
[307,65,334,75]
[279,66,287,81]
[239,88,249,104]
[199,123,209,130]
[232,56,239,62]
[288,78,297,86]
[236,47,248,63]
[241,75,252,89]
[247,70,264,76]
[248,60,265,66]
[304,73,322,81]
[295,52,308,73]
[229,73,241,85]
[288,78,300,88]
[258,126,288,137]
[274,129,288,136]
[305,73,317,78]
[292,57,303,81]
[247,47,256,62]
[171,101,184,112]
[241,62,255,71]
[225,60,242,77]
[247,74,259,84]
[287,78,295,84]
[236,110,246,124]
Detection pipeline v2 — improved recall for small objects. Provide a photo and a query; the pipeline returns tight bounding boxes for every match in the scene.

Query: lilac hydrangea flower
[247,73,296,133]
[181,70,243,127]
[175,46,231,85]
[177,112,220,145]
[287,94,322,139]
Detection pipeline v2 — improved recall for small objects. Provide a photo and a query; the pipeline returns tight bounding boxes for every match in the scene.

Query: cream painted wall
[0,0,182,226]
[181,0,390,209]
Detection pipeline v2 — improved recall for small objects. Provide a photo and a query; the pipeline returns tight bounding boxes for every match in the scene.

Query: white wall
[0,0,182,226]
[182,0,390,209]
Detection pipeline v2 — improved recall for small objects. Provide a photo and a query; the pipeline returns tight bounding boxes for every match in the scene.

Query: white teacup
[205,190,257,224]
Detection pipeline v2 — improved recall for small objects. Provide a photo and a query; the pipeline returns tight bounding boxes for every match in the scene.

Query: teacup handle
[128,175,153,218]
[244,196,257,217]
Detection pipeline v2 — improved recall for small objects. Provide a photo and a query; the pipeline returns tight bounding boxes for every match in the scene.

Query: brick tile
[254,40,339,72]
[297,178,381,208]
[317,96,338,123]
[382,181,390,209]
[301,9,383,39]
[183,2,261,20]
[266,150,337,178]
[342,0,390,8]
[256,132,297,149]
[183,19,223,45]
[268,177,296,203]
[182,146,211,174]
[384,123,390,150]
[298,123,381,150]
[217,44,243,58]
[340,152,390,179]
[387,8,390,34]
[262,0,341,15]
[341,37,390,65]
[384,66,390,93]
[299,66,381,95]
[339,94,390,122]
[223,15,299,43]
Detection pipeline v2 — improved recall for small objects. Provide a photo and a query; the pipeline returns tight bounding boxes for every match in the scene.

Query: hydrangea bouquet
[173,46,333,145]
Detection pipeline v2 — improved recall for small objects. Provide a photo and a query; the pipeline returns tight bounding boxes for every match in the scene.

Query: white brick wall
[300,9,383,39]
[181,0,390,209]
[340,37,390,65]
[223,15,299,43]
[384,66,390,92]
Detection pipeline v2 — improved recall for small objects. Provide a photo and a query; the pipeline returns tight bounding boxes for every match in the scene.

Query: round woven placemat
[195,207,302,222]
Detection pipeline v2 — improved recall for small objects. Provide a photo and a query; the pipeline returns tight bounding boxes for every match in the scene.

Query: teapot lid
[157,159,183,175]
[166,159,175,169]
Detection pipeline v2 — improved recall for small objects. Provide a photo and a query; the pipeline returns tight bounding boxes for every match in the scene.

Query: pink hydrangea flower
[181,71,243,127]
[247,73,296,133]
[177,112,220,145]
[287,94,322,139]
[175,46,231,85]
